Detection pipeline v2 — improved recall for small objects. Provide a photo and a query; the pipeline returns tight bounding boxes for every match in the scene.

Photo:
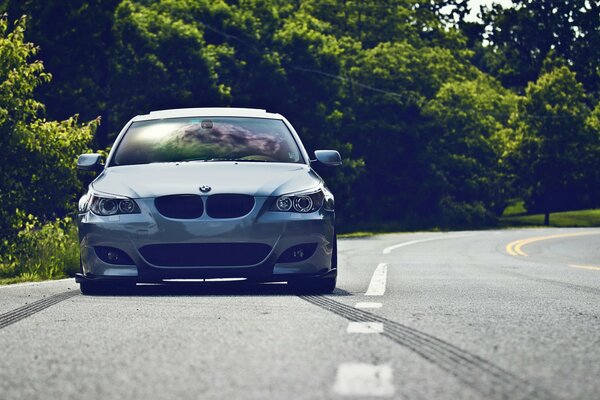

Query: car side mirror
[313,150,342,166]
[77,153,104,172]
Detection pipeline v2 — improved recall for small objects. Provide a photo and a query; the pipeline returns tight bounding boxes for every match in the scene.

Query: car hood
[91,162,321,198]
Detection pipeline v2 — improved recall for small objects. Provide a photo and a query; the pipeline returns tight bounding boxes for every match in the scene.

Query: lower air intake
[139,243,271,267]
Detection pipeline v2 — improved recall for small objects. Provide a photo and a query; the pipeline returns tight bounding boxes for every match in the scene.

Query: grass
[338,231,379,238]
[0,275,48,285]
[0,217,80,285]
[338,226,446,238]
[340,204,600,237]
[502,200,527,217]
[500,208,600,228]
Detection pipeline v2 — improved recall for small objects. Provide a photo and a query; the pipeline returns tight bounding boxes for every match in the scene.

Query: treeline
[1,0,599,241]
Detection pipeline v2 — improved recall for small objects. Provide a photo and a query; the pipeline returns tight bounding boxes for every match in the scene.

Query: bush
[0,16,94,284]
[438,197,496,229]
[0,16,96,252]
[0,214,79,283]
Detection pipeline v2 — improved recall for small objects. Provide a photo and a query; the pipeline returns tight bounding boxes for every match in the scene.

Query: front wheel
[79,280,135,295]
[289,273,337,294]
[79,280,109,295]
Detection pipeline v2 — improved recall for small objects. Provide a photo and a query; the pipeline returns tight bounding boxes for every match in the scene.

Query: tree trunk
[544,211,550,226]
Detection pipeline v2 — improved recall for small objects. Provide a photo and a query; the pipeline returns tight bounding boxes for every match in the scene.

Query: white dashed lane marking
[333,363,395,397]
[355,302,383,309]
[339,267,391,396]
[347,322,384,333]
[382,233,474,254]
[365,263,387,296]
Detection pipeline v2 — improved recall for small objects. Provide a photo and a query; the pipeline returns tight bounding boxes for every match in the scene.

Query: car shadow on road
[85,281,353,297]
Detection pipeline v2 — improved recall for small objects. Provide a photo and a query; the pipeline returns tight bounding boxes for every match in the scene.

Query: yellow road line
[569,264,600,271]
[506,239,525,256]
[506,231,600,257]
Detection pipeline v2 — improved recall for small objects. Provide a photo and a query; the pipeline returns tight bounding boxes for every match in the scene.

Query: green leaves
[110,0,232,127]
[0,214,80,281]
[515,66,598,216]
[0,0,598,233]
[0,16,48,124]
[472,0,599,95]
[425,75,519,220]
[0,16,94,247]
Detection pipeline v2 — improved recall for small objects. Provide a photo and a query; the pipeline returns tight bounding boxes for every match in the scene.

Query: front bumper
[78,196,335,282]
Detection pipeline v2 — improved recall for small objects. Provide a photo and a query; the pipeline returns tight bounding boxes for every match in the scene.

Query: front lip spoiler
[76,273,138,283]
[75,269,336,284]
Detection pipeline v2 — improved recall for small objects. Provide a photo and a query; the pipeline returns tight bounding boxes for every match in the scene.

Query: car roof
[132,107,283,121]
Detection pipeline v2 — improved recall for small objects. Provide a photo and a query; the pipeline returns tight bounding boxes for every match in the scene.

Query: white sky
[466,0,514,22]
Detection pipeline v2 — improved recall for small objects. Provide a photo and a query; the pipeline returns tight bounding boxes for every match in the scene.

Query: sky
[466,0,514,22]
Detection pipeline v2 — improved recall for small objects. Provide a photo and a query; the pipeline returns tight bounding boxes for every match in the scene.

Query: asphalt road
[1,228,599,400]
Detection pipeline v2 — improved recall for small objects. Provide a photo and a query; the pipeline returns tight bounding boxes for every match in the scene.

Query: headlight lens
[276,196,293,211]
[89,195,140,216]
[272,190,325,213]
[293,196,313,212]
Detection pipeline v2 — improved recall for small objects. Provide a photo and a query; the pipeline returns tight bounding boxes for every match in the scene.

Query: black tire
[80,280,135,295]
[316,274,337,294]
[290,230,338,294]
[79,280,108,295]
[332,231,338,269]
[289,273,337,294]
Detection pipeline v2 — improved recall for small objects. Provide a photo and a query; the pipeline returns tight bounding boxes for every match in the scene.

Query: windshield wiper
[206,158,269,162]
[178,157,271,163]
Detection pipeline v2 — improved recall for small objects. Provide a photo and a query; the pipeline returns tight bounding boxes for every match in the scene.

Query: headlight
[271,190,325,213]
[89,195,140,216]
[78,192,92,213]
[322,186,334,211]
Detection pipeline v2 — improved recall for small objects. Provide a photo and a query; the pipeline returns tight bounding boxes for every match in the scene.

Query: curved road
[1,228,599,399]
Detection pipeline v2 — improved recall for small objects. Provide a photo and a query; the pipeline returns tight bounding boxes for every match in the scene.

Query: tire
[316,274,337,294]
[79,280,135,295]
[290,231,338,294]
[79,280,108,295]
[289,272,337,294]
[332,231,338,269]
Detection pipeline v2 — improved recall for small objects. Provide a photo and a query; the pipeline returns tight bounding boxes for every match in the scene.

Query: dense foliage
[0,16,95,280]
[465,0,599,95]
[0,15,97,230]
[0,1,599,257]
[515,66,598,221]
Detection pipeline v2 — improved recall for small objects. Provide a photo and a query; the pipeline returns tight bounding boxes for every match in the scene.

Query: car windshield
[112,117,304,165]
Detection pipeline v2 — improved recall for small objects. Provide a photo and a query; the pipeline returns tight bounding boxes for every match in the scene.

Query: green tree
[469,0,599,95]
[0,16,95,246]
[1,0,119,145]
[425,74,519,225]
[516,66,596,224]
[110,0,232,132]
[337,39,478,226]
[583,101,600,206]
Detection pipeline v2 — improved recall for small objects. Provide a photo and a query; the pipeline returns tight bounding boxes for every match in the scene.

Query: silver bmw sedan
[75,108,341,294]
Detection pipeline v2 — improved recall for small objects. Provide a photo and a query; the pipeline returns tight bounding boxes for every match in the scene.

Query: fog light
[292,249,304,259]
[107,251,119,262]
[94,246,134,265]
[277,243,318,263]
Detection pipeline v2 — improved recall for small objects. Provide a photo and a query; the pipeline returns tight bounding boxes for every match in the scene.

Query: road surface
[1,228,599,400]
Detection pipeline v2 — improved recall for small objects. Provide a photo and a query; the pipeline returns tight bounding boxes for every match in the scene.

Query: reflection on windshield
[113,117,303,165]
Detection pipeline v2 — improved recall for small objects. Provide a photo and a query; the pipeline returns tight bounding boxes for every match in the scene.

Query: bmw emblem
[199,185,211,193]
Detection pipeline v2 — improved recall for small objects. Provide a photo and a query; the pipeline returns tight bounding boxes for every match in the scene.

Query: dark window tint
[112,117,304,165]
